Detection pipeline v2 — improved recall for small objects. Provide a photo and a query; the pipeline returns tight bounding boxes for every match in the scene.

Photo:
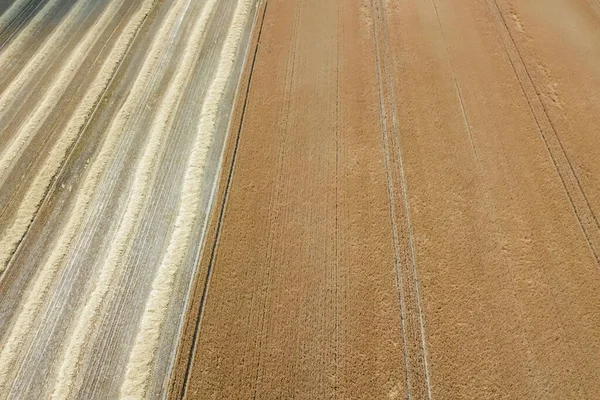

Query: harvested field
[0,0,258,397]
[1,0,600,398]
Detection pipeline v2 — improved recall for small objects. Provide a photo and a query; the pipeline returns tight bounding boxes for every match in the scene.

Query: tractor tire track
[370,0,431,397]
[485,0,600,264]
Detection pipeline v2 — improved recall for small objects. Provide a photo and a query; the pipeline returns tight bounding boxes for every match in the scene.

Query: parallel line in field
[0,0,89,114]
[251,0,301,395]
[0,0,63,86]
[0,0,136,219]
[166,2,268,395]
[0,0,38,46]
[486,0,600,264]
[0,0,29,30]
[430,0,480,165]
[0,0,169,392]
[0,0,155,278]
[0,0,122,179]
[120,0,254,397]
[370,0,431,398]
[0,0,127,272]
[50,0,222,396]
[369,2,412,397]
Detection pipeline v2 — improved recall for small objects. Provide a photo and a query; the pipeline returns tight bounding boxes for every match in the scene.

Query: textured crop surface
[2,0,600,399]
[169,0,600,399]
[0,0,258,398]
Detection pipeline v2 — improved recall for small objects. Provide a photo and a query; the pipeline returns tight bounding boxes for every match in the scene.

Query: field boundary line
[165,1,268,397]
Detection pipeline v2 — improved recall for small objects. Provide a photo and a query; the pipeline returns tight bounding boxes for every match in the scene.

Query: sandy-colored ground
[1,0,600,398]
[171,0,600,399]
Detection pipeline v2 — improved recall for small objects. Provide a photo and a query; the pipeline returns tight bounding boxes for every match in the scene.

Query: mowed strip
[0,0,65,90]
[120,0,256,397]
[51,0,220,396]
[0,0,101,115]
[0,0,30,35]
[171,0,411,398]
[0,0,155,274]
[0,0,265,397]
[0,0,154,272]
[0,0,122,180]
[0,0,187,392]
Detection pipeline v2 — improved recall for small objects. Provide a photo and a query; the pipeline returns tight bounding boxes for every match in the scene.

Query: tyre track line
[485,0,600,264]
[253,0,301,394]
[370,0,431,398]
[430,0,480,165]
[120,0,254,396]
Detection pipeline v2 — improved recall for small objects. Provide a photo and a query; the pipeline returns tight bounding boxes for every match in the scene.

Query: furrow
[0,0,190,392]
[120,0,254,396]
[0,0,150,274]
[0,0,123,181]
[50,0,219,396]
